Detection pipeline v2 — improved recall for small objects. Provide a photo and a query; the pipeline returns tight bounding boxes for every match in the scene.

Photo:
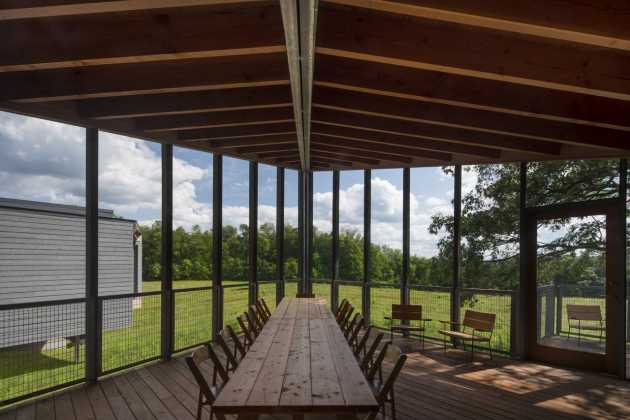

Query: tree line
[140,160,618,290]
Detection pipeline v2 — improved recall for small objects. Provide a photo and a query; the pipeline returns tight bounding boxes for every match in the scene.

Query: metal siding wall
[0,207,135,348]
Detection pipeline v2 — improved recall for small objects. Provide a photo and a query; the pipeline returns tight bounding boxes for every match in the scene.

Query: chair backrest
[247,306,263,333]
[348,314,365,347]
[296,292,316,298]
[224,324,247,359]
[360,329,384,373]
[391,304,422,321]
[366,344,407,420]
[249,304,265,332]
[259,298,272,317]
[255,300,269,322]
[238,313,256,343]
[216,329,240,372]
[335,298,349,317]
[344,312,361,338]
[186,345,216,404]
[340,305,355,330]
[355,325,373,357]
[567,304,602,322]
[462,310,496,332]
[336,300,350,323]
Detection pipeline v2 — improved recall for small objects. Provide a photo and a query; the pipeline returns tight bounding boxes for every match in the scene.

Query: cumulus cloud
[0,112,455,256]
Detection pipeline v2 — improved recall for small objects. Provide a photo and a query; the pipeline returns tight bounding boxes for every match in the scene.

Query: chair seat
[438,330,489,341]
[391,325,424,332]
[569,323,605,331]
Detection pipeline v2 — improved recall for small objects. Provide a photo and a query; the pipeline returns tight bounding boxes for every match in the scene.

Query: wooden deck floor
[1,342,629,420]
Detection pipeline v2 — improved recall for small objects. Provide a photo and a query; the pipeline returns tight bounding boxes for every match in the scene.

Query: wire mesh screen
[173,287,212,352]
[370,283,400,329]
[557,284,606,340]
[285,281,298,299]
[100,292,161,374]
[0,299,86,405]
[460,289,513,353]
[223,282,249,330]
[313,281,331,308]
[258,282,277,312]
[408,286,451,340]
[337,282,362,316]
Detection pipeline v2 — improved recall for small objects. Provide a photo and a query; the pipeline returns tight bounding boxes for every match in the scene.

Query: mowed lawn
[0,281,602,403]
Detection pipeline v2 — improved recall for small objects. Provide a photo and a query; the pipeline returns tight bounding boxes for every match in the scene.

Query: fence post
[161,144,173,360]
[331,170,340,311]
[363,170,371,323]
[85,127,99,383]
[510,290,518,357]
[545,286,554,338]
[212,154,223,339]
[276,167,285,305]
[555,283,563,335]
[451,165,462,343]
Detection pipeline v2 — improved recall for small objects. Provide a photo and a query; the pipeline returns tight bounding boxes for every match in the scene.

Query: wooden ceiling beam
[314,55,630,133]
[0,1,264,20]
[317,6,630,101]
[310,158,353,167]
[1,53,289,102]
[200,133,297,148]
[232,143,298,155]
[312,85,630,151]
[312,150,379,166]
[134,106,294,132]
[312,107,560,155]
[311,135,450,161]
[147,118,293,133]
[179,121,296,141]
[324,0,630,51]
[1,4,283,71]
[311,143,413,164]
[311,122,506,158]
[80,85,293,120]
[258,151,300,160]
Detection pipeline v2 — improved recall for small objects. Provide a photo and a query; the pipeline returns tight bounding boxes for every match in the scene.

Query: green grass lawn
[0,281,606,404]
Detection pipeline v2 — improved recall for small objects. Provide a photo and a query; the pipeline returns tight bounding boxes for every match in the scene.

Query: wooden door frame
[522,198,626,376]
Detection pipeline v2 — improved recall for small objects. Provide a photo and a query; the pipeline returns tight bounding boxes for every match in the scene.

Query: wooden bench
[439,310,496,360]
[384,304,430,350]
[567,304,604,344]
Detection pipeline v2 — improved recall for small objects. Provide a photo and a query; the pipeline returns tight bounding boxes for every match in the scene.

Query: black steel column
[85,127,99,383]
[307,171,314,295]
[298,170,304,294]
[618,159,627,377]
[276,167,285,304]
[451,165,462,337]
[402,168,410,306]
[363,170,371,321]
[161,144,173,360]
[212,154,223,339]
[332,170,340,310]
[517,161,528,358]
[249,162,258,305]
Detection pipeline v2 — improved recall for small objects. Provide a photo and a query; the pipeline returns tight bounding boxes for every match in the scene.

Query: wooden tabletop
[213,298,378,417]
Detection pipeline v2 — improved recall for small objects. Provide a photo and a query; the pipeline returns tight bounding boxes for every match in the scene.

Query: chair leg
[471,340,474,362]
[488,341,493,360]
[391,388,397,420]
[197,391,203,420]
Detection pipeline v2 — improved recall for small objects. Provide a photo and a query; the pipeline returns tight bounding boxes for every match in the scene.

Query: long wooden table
[213,298,378,419]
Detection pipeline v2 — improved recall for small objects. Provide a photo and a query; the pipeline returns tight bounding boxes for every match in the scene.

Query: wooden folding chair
[348,314,366,349]
[185,344,230,420]
[237,314,256,348]
[255,300,269,323]
[259,298,273,318]
[224,324,247,360]
[365,343,407,420]
[358,329,385,374]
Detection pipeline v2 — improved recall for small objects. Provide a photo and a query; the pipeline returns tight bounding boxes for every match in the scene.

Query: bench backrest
[462,310,495,332]
[567,304,602,322]
[391,304,422,321]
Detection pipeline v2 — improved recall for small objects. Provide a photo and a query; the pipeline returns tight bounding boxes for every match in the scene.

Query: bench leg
[488,341,493,360]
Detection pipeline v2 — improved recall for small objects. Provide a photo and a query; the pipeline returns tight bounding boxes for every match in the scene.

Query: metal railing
[99,291,162,375]
[173,286,213,352]
[222,282,249,331]
[336,280,363,314]
[0,298,86,405]
[313,279,332,308]
[409,285,451,341]
[258,281,277,311]
[370,282,401,328]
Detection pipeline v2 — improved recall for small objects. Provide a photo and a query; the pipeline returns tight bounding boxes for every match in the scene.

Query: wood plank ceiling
[2,1,630,171]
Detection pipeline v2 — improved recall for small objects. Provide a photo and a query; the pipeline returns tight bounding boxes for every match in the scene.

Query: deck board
[2,340,630,419]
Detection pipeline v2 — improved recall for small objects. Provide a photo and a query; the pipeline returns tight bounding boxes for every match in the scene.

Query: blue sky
[0,111,468,256]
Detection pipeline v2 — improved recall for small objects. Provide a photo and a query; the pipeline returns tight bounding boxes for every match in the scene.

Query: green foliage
[139,160,617,290]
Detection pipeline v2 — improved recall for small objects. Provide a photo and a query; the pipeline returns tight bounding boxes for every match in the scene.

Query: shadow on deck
[1,341,629,420]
